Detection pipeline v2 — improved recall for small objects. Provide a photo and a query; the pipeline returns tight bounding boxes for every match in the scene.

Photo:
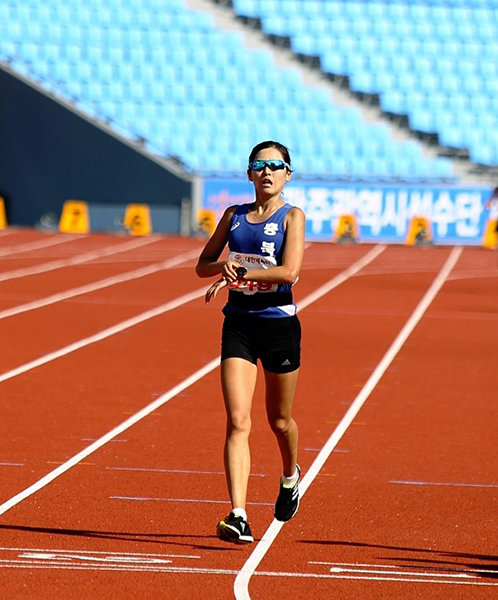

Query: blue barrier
[202,178,491,245]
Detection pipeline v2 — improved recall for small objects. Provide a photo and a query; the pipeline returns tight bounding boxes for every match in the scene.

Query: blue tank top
[223,203,297,318]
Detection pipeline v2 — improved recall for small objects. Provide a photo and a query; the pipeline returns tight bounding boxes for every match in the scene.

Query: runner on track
[196,140,305,544]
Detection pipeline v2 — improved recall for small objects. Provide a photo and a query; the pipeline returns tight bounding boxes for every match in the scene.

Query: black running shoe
[217,512,254,544]
[274,464,301,522]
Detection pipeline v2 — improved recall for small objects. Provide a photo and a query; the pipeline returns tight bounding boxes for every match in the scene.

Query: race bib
[228,252,278,295]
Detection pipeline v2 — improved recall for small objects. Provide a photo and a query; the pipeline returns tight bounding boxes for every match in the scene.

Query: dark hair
[248,140,292,168]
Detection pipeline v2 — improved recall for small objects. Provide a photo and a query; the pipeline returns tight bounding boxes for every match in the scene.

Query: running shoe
[274,464,301,522]
[217,512,254,544]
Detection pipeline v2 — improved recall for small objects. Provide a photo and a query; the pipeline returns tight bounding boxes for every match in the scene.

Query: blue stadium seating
[2,0,496,179]
[250,0,497,168]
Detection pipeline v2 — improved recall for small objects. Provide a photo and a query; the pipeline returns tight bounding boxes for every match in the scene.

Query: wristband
[236,266,247,279]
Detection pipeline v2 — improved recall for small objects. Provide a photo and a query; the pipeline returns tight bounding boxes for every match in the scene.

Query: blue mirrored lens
[249,160,289,171]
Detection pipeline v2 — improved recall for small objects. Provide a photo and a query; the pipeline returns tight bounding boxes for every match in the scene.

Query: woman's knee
[268,415,293,435]
[226,411,252,436]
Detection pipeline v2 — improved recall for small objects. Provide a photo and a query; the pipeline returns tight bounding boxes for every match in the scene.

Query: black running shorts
[221,313,301,374]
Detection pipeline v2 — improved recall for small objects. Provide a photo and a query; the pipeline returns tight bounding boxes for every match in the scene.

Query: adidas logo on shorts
[281,359,291,366]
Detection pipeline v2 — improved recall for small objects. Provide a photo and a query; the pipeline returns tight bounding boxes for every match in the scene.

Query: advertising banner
[202,178,492,245]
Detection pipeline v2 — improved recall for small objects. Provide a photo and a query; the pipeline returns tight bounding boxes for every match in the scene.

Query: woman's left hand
[205,277,228,303]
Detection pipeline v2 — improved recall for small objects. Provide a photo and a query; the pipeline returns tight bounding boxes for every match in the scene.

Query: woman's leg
[220,357,258,510]
[265,368,301,522]
[264,368,300,477]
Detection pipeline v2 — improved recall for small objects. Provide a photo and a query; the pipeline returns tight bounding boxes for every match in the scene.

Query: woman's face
[248,147,292,197]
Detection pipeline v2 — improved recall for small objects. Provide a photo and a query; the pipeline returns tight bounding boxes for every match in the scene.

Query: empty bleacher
[239,0,498,172]
[1,0,496,180]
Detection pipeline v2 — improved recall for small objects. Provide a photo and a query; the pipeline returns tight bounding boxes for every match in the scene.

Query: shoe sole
[217,522,254,544]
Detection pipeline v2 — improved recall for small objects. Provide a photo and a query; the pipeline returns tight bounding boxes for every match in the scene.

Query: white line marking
[109,496,230,504]
[0,562,241,575]
[0,248,199,320]
[106,467,226,475]
[0,286,207,384]
[234,246,463,599]
[19,552,174,565]
[81,438,127,443]
[0,234,85,258]
[109,496,273,506]
[311,561,497,576]
[0,546,200,559]
[0,236,158,282]
[105,466,266,477]
[297,244,386,311]
[0,357,220,516]
[0,558,495,585]
[252,571,498,586]
[390,480,498,488]
[0,246,383,515]
[328,566,474,578]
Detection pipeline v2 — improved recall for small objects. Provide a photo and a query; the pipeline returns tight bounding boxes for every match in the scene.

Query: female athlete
[196,140,305,543]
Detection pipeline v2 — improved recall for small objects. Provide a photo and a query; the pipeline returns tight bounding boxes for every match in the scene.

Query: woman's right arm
[195,205,240,280]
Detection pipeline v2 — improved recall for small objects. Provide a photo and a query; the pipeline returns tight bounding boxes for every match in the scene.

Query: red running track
[0,229,496,599]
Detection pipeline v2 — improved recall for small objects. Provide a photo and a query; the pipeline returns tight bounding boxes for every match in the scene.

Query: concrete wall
[0,67,193,233]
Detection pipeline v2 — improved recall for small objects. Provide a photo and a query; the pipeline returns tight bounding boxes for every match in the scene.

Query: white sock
[282,469,299,488]
[232,507,247,521]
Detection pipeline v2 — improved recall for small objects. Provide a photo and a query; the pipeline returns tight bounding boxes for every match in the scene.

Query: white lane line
[0,285,207,384]
[0,357,220,516]
[106,467,226,475]
[312,561,497,577]
[0,562,241,575]
[0,557,495,585]
[234,246,463,600]
[328,566,474,578]
[109,496,273,506]
[253,571,498,586]
[0,245,384,516]
[298,244,386,311]
[0,563,495,584]
[0,236,158,282]
[0,248,199,320]
[0,546,200,560]
[390,480,498,488]
[0,234,86,258]
[105,467,265,477]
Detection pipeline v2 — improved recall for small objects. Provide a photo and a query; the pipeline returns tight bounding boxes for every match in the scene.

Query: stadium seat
[4,0,496,174]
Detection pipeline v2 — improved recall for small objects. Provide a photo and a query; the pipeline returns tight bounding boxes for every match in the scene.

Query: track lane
[1,266,206,372]
[1,237,206,371]
[236,246,463,598]
[1,242,496,599]
[0,234,161,284]
[0,243,381,502]
[0,243,435,599]
[0,232,87,258]
[0,248,201,320]
[244,246,498,599]
[0,236,203,312]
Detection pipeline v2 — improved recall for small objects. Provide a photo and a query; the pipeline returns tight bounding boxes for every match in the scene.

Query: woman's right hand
[221,260,242,283]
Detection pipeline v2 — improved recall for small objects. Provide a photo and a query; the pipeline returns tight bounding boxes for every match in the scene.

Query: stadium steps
[2,0,494,183]
[208,0,497,184]
[189,0,460,180]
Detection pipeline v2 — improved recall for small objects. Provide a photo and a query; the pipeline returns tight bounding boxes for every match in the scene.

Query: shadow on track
[299,539,498,580]
[0,523,238,552]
